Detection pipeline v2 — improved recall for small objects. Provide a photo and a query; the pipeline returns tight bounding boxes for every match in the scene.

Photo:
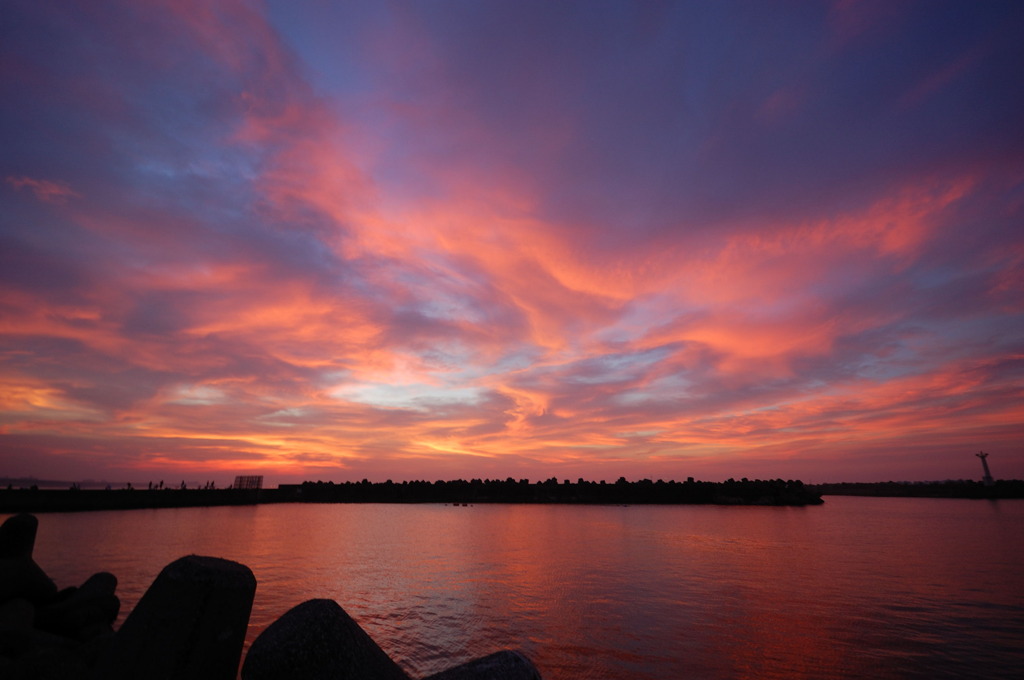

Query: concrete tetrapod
[0,513,58,605]
[36,571,120,641]
[242,598,545,680]
[422,651,543,680]
[242,598,411,680]
[94,554,256,680]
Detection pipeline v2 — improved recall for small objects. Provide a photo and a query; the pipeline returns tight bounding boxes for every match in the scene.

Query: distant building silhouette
[976,452,994,486]
[233,475,263,490]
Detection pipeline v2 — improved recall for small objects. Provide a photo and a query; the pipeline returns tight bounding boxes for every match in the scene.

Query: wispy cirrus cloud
[6,176,80,204]
[1,0,1022,484]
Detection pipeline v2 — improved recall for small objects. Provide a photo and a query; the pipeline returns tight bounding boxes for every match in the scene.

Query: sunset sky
[2,1,1023,486]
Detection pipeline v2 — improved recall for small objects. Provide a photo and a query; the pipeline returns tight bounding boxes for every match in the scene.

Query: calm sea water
[13,496,1024,679]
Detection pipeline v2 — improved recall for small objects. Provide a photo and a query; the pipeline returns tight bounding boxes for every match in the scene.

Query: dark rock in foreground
[243,598,410,680]
[0,513,40,558]
[0,513,58,605]
[0,513,119,679]
[423,650,543,680]
[243,599,546,680]
[95,555,256,680]
[36,570,120,641]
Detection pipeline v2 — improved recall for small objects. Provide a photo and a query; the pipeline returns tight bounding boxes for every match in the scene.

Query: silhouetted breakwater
[287,476,824,505]
[0,513,543,680]
[0,488,272,514]
[1,477,824,513]
[812,480,1024,499]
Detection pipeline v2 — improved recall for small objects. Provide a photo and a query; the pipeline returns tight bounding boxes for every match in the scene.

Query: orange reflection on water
[20,499,1024,679]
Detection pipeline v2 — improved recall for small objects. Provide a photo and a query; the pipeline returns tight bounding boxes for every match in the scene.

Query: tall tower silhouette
[976,452,994,486]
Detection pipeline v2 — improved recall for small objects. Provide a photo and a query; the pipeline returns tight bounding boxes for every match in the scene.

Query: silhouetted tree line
[811,479,1024,499]
[286,476,824,506]
[1,477,826,512]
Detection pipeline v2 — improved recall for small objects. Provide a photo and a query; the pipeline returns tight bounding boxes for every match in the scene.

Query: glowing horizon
[2,1,1022,485]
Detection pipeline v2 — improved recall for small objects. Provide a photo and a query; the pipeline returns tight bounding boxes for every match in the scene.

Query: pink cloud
[2,0,1022,485]
[6,176,79,203]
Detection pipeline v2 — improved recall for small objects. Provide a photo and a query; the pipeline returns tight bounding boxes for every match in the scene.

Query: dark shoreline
[0,488,276,514]
[1,477,825,513]
[7,478,1021,514]
[812,479,1024,499]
